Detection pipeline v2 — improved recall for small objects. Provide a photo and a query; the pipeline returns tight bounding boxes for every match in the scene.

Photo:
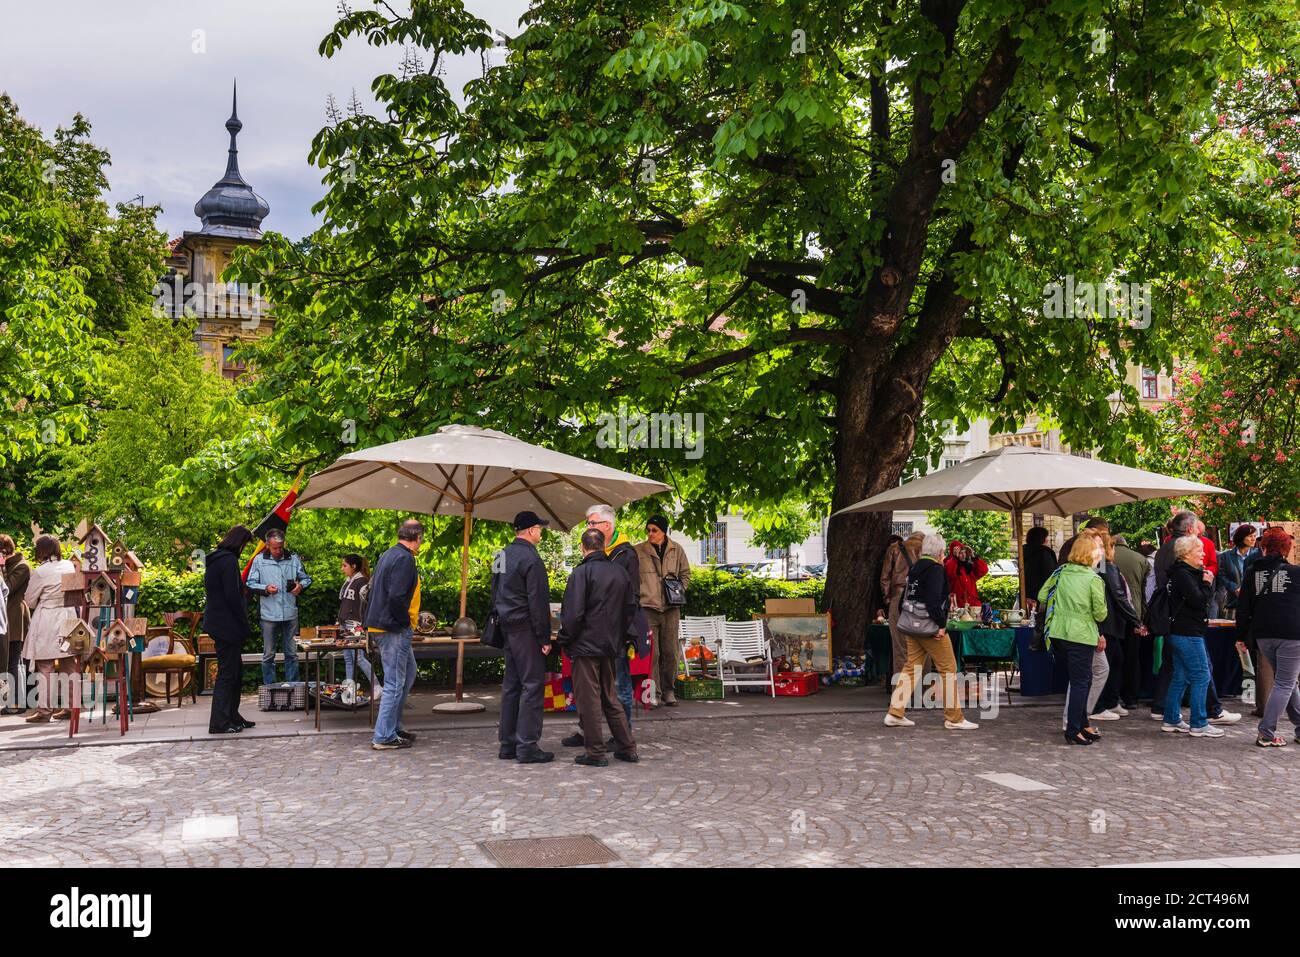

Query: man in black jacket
[559,529,638,766]
[366,519,423,751]
[494,511,555,764]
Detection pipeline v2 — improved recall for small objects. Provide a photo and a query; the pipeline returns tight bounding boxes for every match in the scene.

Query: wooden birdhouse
[58,619,95,657]
[79,525,111,573]
[103,617,146,654]
[114,541,143,572]
[86,573,116,608]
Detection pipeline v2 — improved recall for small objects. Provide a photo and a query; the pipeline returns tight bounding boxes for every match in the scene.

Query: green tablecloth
[957,627,1018,660]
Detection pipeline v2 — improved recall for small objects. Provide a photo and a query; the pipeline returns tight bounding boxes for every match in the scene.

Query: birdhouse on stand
[58,619,95,657]
[86,573,116,608]
[103,617,146,654]
[79,525,111,573]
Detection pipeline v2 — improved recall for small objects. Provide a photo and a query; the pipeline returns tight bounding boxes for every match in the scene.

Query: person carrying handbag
[883,533,978,731]
[634,515,691,707]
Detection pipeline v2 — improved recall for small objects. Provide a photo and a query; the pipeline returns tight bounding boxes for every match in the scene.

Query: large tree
[220,0,1297,647]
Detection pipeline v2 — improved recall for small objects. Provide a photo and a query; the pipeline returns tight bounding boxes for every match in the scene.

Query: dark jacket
[1236,554,1300,645]
[1022,544,1058,606]
[365,544,419,633]
[902,556,949,627]
[203,548,250,640]
[558,550,637,657]
[492,537,551,643]
[2,552,30,648]
[1166,560,1213,637]
[608,539,650,654]
[1216,546,1259,610]
[338,572,369,625]
[1111,544,1150,620]
[1099,562,1139,641]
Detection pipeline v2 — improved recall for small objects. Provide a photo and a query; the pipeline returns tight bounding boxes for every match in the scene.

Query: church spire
[193,79,270,239]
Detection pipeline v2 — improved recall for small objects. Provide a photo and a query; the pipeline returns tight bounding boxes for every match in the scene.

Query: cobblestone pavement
[2,707,1297,867]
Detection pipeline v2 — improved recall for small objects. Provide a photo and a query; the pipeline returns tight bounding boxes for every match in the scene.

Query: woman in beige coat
[23,535,76,722]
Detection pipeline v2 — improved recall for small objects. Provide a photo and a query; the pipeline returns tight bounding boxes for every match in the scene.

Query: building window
[1140,367,1159,399]
[943,458,961,470]
[701,522,727,564]
[222,343,247,381]
[890,521,913,537]
[764,546,785,560]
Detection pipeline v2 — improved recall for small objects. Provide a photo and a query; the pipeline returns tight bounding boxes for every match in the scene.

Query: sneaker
[944,719,979,730]
[1256,733,1287,748]
[1089,709,1121,721]
[1149,711,1166,720]
[573,753,609,767]
[1190,724,1225,738]
[883,714,915,727]
[372,737,411,750]
[515,749,555,764]
[1161,722,1191,733]
[662,691,678,707]
[1209,710,1242,725]
[1114,705,1130,716]
[395,729,416,742]
[561,732,585,748]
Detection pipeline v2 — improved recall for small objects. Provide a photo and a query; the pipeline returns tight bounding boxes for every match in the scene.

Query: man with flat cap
[558,527,638,766]
[494,510,555,763]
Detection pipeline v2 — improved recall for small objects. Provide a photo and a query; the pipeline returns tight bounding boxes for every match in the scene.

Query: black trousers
[1094,633,1125,711]
[1150,636,1221,716]
[1120,631,1142,707]
[499,627,546,753]
[208,634,244,732]
[1056,639,1095,737]
[2,641,22,710]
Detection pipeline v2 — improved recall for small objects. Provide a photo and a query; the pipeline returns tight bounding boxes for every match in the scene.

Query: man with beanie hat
[636,514,692,706]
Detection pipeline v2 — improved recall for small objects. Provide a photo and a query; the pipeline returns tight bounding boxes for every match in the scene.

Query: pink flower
[1277,452,1288,463]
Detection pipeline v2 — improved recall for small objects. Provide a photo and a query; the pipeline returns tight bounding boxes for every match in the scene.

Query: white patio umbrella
[832,444,1229,607]
[297,424,671,712]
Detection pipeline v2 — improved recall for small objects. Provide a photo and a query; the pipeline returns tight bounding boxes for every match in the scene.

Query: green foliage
[1095,499,1178,542]
[978,575,1021,610]
[926,509,1010,561]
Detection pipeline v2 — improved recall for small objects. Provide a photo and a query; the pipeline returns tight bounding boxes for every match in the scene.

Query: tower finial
[224,79,243,179]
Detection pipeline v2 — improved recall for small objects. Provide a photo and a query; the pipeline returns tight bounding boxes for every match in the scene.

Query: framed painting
[754,613,832,673]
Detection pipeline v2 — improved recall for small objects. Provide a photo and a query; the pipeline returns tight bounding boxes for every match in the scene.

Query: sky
[0,0,530,240]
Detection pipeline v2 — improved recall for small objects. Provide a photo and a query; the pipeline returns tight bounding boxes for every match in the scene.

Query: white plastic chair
[679,617,723,679]
[719,620,775,696]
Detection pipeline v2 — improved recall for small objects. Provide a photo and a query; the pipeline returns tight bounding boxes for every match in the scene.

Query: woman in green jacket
[1039,532,1108,745]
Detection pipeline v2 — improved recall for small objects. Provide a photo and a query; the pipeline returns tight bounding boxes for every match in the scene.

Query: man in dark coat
[494,511,555,764]
[0,536,30,715]
[558,528,638,766]
[366,519,424,751]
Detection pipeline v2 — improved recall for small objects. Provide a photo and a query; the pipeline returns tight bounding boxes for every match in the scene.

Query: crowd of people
[7,501,1296,758]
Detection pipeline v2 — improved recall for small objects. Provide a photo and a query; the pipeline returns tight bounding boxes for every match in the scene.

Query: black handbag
[480,553,506,649]
[663,574,687,607]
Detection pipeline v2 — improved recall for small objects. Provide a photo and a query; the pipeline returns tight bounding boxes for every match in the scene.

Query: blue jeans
[260,618,299,685]
[615,651,633,726]
[1165,634,1211,729]
[343,649,375,685]
[372,629,416,744]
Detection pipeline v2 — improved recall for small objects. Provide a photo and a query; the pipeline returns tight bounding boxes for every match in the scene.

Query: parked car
[802,563,827,578]
[986,559,1019,578]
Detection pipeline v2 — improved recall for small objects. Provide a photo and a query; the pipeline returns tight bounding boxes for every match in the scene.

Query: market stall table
[298,638,376,732]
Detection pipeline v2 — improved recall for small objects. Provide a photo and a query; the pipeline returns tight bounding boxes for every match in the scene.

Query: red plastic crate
[773,671,820,696]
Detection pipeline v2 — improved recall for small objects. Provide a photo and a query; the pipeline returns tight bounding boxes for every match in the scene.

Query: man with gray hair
[1149,510,1239,725]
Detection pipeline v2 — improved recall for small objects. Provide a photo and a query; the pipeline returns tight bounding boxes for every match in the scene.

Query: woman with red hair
[1236,526,1300,748]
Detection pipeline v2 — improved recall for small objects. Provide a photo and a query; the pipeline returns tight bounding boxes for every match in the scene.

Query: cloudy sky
[1,0,530,239]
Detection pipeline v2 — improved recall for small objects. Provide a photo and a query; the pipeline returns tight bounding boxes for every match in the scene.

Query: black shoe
[1,707,27,716]
[516,749,555,764]
[561,732,585,747]
[1080,727,1102,742]
[209,725,243,735]
[498,746,517,760]
[1064,731,1093,746]
[613,750,640,763]
[574,753,609,767]
[605,737,618,751]
[372,737,412,750]
[396,729,415,742]
[235,719,256,730]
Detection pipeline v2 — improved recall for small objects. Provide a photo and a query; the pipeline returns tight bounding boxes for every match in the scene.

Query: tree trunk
[824,347,928,653]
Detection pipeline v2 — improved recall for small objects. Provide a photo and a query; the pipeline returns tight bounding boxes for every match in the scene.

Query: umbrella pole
[459,496,472,620]
[1013,506,1027,609]
[435,472,487,714]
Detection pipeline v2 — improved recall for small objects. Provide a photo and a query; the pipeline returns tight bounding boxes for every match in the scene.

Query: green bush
[978,575,1022,609]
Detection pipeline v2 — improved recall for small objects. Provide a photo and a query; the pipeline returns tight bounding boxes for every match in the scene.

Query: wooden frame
[752,613,832,673]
